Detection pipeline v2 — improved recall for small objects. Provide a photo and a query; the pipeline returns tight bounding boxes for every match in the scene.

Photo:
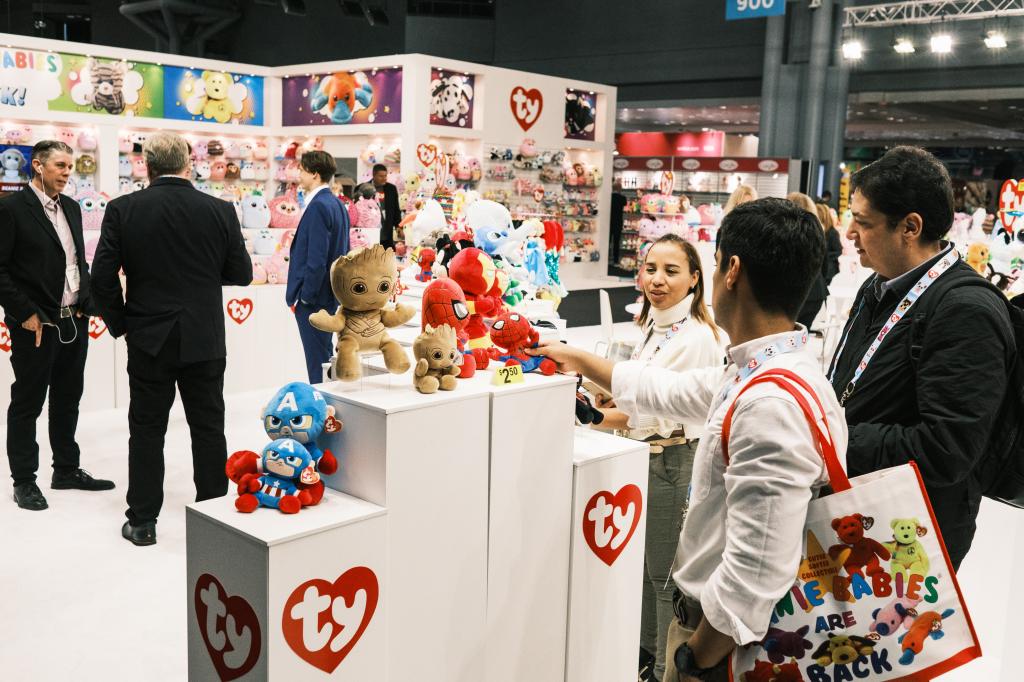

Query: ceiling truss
[844,0,1024,28]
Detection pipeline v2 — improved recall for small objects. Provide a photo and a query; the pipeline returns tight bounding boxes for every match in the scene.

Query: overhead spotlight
[894,38,915,54]
[281,0,307,14]
[984,30,1007,49]
[842,40,863,60]
[930,33,953,54]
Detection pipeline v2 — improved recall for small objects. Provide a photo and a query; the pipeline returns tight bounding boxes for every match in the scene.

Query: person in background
[820,189,834,207]
[722,184,757,216]
[372,163,401,249]
[788,192,828,330]
[288,150,349,384]
[0,140,113,511]
[829,146,1014,569]
[593,234,722,682]
[530,198,841,682]
[91,132,252,546]
[817,202,842,286]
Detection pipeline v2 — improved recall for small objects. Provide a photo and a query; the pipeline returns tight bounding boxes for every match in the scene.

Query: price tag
[492,364,525,386]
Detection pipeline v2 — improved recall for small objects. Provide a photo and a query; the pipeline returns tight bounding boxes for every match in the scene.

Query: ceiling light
[894,38,915,54]
[930,34,953,54]
[984,31,1007,49]
[842,40,863,60]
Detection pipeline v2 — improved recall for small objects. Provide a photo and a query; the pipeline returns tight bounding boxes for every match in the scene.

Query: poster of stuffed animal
[163,67,265,125]
[281,67,402,126]
[0,143,32,193]
[564,89,597,141]
[0,48,63,113]
[49,53,163,117]
[429,68,475,128]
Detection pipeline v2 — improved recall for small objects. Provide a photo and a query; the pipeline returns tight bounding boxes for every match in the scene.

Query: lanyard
[630,317,688,361]
[834,248,959,406]
[716,328,808,408]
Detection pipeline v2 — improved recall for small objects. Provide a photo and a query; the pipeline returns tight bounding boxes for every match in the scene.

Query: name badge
[66,264,80,294]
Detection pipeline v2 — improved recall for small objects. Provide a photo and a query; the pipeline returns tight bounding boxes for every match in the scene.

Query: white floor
[1,322,1020,680]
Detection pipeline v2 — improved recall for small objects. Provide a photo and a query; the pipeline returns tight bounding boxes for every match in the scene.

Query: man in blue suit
[287,151,349,383]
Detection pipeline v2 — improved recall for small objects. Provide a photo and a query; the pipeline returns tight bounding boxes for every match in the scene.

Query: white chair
[594,289,636,360]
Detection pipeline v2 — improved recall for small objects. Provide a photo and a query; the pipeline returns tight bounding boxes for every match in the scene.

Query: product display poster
[564,88,596,141]
[49,53,163,117]
[0,48,63,112]
[429,68,475,128]
[163,67,264,125]
[281,67,402,126]
[0,144,32,193]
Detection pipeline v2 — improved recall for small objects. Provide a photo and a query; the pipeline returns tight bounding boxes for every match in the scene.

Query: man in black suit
[0,140,114,511]
[373,163,402,248]
[91,132,252,546]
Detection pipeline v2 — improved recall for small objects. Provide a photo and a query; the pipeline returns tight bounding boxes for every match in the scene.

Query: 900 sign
[726,0,785,21]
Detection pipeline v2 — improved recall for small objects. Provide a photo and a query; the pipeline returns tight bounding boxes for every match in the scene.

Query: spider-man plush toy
[414,247,436,282]
[449,247,505,369]
[489,309,556,375]
[421,277,476,378]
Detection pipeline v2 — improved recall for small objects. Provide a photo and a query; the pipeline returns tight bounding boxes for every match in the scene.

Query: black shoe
[51,468,115,491]
[122,520,157,546]
[639,647,655,682]
[13,482,48,511]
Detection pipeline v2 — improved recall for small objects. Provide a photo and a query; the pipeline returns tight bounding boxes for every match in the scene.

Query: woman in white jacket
[595,234,723,682]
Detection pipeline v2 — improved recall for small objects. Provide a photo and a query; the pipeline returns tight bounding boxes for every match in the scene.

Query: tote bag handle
[721,368,851,492]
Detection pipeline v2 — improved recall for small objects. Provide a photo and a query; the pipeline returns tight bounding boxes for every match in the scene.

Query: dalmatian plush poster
[429,68,475,128]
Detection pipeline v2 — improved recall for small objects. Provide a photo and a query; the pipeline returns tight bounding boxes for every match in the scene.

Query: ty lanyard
[833,248,959,406]
[716,329,808,409]
[631,317,688,361]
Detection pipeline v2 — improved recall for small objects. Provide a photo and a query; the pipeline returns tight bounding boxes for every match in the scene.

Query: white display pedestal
[565,427,649,682]
[186,489,387,681]
[316,374,492,682]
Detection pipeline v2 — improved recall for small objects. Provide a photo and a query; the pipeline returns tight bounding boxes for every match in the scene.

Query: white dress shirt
[304,183,330,208]
[623,295,723,441]
[29,180,78,306]
[612,326,848,645]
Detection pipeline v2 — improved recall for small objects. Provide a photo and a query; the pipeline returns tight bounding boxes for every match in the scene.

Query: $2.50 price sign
[726,0,784,21]
[492,364,525,386]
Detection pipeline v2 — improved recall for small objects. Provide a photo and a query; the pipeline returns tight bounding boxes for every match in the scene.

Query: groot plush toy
[310,245,415,381]
[412,324,460,394]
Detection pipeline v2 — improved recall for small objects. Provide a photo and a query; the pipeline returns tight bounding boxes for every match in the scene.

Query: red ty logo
[88,317,107,339]
[0,321,10,353]
[510,86,543,131]
[194,573,262,681]
[582,484,643,566]
[282,566,379,673]
[227,298,253,325]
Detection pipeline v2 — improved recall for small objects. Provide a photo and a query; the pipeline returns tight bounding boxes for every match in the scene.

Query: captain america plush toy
[235,439,316,514]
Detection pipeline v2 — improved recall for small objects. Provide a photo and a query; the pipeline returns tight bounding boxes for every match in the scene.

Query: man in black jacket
[0,140,114,511]
[828,147,1015,569]
[372,163,402,248]
[91,132,252,546]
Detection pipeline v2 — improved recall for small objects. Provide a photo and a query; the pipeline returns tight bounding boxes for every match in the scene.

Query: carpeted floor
[557,286,638,327]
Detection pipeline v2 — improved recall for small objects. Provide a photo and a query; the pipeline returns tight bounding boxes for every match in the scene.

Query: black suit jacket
[91,177,252,363]
[0,186,94,324]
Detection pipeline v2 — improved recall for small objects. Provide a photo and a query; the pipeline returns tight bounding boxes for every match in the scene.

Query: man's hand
[21,313,42,347]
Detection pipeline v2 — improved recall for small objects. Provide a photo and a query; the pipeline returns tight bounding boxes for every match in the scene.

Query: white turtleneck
[624,293,724,440]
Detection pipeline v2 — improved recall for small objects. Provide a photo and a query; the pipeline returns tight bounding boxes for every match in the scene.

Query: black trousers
[125,327,228,525]
[6,314,88,486]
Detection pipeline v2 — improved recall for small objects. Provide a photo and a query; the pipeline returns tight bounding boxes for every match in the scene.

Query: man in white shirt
[533,198,847,681]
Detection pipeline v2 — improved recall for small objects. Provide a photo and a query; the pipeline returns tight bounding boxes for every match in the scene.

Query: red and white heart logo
[282,566,379,674]
[194,573,262,681]
[88,316,107,339]
[324,415,343,434]
[998,179,1024,232]
[0,322,10,353]
[226,298,253,325]
[582,484,643,567]
[416,143,438,168]
[510,86,543,131]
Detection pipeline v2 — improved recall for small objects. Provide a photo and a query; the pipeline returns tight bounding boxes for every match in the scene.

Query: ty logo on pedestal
[88,317,107,339]
[194,573,262,681]
[0,322,9,353]
[227,298,253,325]
[282,566,379,673]
[583,484,643,566]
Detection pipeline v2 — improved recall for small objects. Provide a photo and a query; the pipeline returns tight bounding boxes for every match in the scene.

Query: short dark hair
[301,150,336,183]
[850,146,953,243]
[31,140,73,166]
[718,197,825,319]
[372,163,388,175]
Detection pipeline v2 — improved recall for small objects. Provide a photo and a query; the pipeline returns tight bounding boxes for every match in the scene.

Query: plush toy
[414,247,436,282]
[207,139,224,157]
[237,141,253,160]
[225,161,241,181]
[224,141,240,159]
[118,134,133,154]
[85,59,128,114]
[285,160,301,184]
[311,72,374,124]
[1,148,25,181]
[811,634,875,667]
[242,193,271,229]
[253,229,278,256]
[309,245,415,381]
[349,227,372,250]
[449,247,504,367]
[252,261,267,283]
[132,179,148,193]
[253,161,269,181]
[422,278,476,378]
[194,160,212,180]
[191,139,208,161]
[118,177,131,194]
[399,198,448,248]
[78,192,108,230]
[828,513,891,578]
[430,74,473,124]
[543,220,568,298]
[351,186,382,230]
[234,439,315,514]
[884,518,930,579]
[266,250,289,285]
[757,625,813,664]
[489,310,556,375]
[240,160,256,181]
[130,156,147,179]
[185,70,244,123]
[253,141,269,160]
[210,159,227,181]
[898,609,955,665]
[869,596,921,637]
[269,193,301,229]
[413,324,461,394]
[740,660,777,682]
[966,242,990,275]
[474,225,511,259]
[468,157,482,182]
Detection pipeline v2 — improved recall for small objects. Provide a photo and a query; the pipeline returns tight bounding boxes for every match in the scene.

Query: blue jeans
[293,301,334,384]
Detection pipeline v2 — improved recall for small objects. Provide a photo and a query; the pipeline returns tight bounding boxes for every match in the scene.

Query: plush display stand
[186,489,387,680]
[316,374,492,682]
[565,427,649,682]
